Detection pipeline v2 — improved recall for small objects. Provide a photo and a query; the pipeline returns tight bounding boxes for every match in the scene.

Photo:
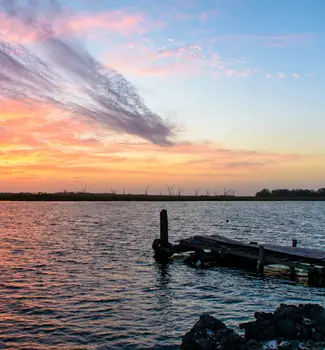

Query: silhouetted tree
[256,189,271,197]
[110,188,117,196]
[167,185,175,196]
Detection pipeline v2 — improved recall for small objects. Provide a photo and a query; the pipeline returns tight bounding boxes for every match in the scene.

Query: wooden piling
[308,266,325,286]
[290,239,297,276]
[258,245,265,273]
[160,209,169,247]
[153,214,325,285]
[321,267,325,285]
[308,265,318,286]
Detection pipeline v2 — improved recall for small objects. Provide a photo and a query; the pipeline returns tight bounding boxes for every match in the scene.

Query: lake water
[0,201,325,349]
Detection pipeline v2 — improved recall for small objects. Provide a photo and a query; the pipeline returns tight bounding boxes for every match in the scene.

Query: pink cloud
[0,9,165,43]
[67,11,151,36]
[0,12,39,42]
[265,73,272,79]
[225,69,236,77]
[107,56,193,78]
[64,10,166,37]
[149,45,204,60]
[106,42,254,79]
[277,72,285,79]
[174,10,216,22]
[292,73,301,78]
[238,69,252,78]
[105,43,206,78]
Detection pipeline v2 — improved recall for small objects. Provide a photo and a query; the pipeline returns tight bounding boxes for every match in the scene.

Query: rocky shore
[180,304,325,350]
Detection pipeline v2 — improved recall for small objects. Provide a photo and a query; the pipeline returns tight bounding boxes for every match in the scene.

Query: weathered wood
[154,212,325,285]
[263,245,325,264]
[308,265,318,286]
[308,265,325,286]
[160,209,169,247]
[177,234,325,276]
[290,239,297,276]
[191,235,325,266]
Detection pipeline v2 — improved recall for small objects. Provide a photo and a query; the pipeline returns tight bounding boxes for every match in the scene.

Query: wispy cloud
[0,11,39,42]
[67,10,165,36]
[174,10,216,22]
[0,0,174,145]
[106,41,255,79]
[213,33,317,48]
[68,11,146,35]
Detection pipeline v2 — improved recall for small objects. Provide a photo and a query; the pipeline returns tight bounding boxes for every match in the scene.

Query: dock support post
[289,239,297,277]
[308,265,318,286]
[308,266,325,286]
[160,209,169,248]
[321,267,325,285]
[258,245,265,274]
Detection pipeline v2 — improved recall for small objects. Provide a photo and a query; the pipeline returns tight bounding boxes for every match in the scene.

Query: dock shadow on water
[0,201,325,349]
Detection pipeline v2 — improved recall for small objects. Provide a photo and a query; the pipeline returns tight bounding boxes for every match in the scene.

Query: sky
[0,0,324,195]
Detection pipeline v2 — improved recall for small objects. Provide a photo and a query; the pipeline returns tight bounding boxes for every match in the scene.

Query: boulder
[241,303,325,342]
[181,304,325,350]
[181,314,244,350]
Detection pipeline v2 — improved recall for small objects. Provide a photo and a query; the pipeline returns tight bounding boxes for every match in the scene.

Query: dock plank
[180,235,325,267]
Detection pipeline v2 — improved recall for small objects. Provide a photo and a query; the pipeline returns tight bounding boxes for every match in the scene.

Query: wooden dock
[152,209,325,286]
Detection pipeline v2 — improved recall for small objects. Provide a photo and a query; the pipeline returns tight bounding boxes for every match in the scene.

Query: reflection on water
[0,201,324,348]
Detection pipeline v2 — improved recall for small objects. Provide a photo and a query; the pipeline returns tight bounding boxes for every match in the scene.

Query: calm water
[0,201,325,349]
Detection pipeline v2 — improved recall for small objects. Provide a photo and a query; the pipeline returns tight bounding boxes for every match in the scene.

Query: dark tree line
[256,188,325,199]
[0,189,324,201]
[0,192,238,202]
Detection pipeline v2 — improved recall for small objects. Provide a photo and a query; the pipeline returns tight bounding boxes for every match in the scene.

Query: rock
[196,314,226,332]
[275,304,302,323]
[181,304,325,350]
[241,339,260,350]
[275,319,298,338]
[241,303,325,342]
[180,314,244,350]
[316,324,325,338]
[243,320,277,340]
[278,340,293,349]
[299,304,325,327]
[262,340,277,349]
[254,312,273,321]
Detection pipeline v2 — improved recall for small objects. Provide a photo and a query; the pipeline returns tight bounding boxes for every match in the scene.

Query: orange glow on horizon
[0,98,324,195]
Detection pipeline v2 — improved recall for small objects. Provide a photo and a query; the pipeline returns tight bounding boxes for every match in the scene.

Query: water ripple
[0,201,324,348]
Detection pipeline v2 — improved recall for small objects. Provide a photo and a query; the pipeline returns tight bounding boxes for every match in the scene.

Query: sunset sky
[0,0,324,195]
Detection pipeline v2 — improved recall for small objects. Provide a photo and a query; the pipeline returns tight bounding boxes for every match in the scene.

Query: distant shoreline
[0,193,325,201]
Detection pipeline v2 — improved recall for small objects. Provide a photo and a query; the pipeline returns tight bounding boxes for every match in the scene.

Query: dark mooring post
[160,209,169,247]
[308,265,318,286]
[290,239,297,278]
[258,245,265,274]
